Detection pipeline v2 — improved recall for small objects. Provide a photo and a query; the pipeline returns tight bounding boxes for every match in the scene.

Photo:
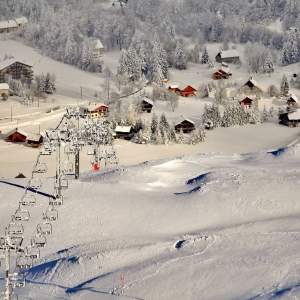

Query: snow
[288,110,300,120]
[0,20,18,29]
[237,94,250,102]
[173,115,195,126]
[217,49,239,58]
[5,127,28,138]
[14,17,28,25]
[0,83,9,90]
[115,125,132,133]
[94,39,104,49]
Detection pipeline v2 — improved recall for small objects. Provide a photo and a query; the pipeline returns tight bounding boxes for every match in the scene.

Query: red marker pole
[120,276,124,288]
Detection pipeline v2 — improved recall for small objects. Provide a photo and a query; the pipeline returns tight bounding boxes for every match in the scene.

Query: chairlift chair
[20,194,36,206]
[60,178,68,190]
[33,162,47,173]
[9,273,26,288]
[87,146,96,155]
[25,246,40,259]
[49,196,63,206]
[0,293,18,300]
[37,222,52,235]
[15,207,30,221]
[61,161,73,173]
[109,157,119,165]
[28,179,42,190]
[45,130,59,141]
[44,206,58,221]
[31,235,46,248]
[40,146,52,155]
[16,255,33,269]
[7,236,23,250]
[64,145,76,155]
[7,220,24,235]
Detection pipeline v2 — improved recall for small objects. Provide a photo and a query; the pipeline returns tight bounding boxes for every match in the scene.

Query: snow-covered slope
[1,144,300,299]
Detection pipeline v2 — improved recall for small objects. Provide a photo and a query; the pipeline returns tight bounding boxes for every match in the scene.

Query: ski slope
[1,144,300,299]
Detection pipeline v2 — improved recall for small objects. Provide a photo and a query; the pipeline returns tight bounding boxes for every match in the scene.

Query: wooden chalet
[0,20,18,33]
[84,103,109,118]
[174,116,196,133]
[0,59,33,83]
[286,94,298,106]
[279,110,300,127]
[14,17,28,30]
[215,50,239,64]
[168,84,197,97]
[93,39,104,58]
[213,67,231,80]
[27,133,43,148]
[114,125,134,140]
[141,97,153,113]
[237,94,253,109]
[0,83,14,97]
[6,128,27,142]
[239,77,263,95]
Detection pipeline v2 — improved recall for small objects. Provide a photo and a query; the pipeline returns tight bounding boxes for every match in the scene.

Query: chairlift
[31,235,46,248]
[7,220,24,235]
[25,246,40,259]
[16,255,33,269]
[0,292,18,300]
[109,157,119,165]
[87,146,96,155]
[60,178,68,190]
[49,196,63,206]
[0,237,6,250]
[44,206,58,221]
[10,272,26,288]
[40,146,52,155]
[7,236,23,250]
[33,162,48,173]
[28,178,42,190]
[64,145,76,155]
[20,194,36,206]
[37,222,52,235]
[14,207,30,221]
[61,161,73,173]
[45,130,59,140]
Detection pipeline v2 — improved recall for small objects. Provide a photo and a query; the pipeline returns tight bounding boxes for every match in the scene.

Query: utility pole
[75,151,79,179]
[80,86,83,99]
[55,138,62,198]
[5,235,11,300]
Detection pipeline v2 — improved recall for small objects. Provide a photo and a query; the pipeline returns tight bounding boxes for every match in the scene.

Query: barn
[6,128,27,142]
[237,94,253,109]
[114,125,134,140]
[27,133,43,148]
[240,77,263,94]
[14,17,28,30]
[215,50,239,64]
[0,59,33,83]
[141,97,153,113]
[168,84,197,97]
[174,116,196,133]
[278,110,300,127]
[286,94,298,106]
[213,67,231,80]
[84,103,109,118]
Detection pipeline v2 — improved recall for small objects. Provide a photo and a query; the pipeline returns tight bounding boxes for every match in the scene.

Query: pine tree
[261,105,269,123]
[177,128,185,144]
[152,32,169,80]
[289,30,299,64]
[64,26,75,64]
[174,40,187,70]
[189,132,197,145]
[157,129,163,145]
[151,60,164,86]
[201,46,209,64]
[117,49,129,76]
[159,113,170,144]
[151,113,159,142]
[196,125,206,142]
[139,43,149,75]
[280,74,289,97]
[207,56,214,69]
[264,53,274,76]
[192,42,200,63]
[280,43,290,66]
[169,126,177,142]
[45,72,56,94]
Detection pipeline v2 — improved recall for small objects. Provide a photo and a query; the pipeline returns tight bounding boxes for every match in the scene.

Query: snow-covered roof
[27,133,42,142]
[0,20,18,29]
[220,67,230,74]
[241,77,263,92]
[94,39,104,49]
[173,116,195,126]
[0,59,33,71]
[85,103,108,111]
[0,83,9,90]
[288,110,300,120]
[218,50,239,58]
[115,126,132,133]
[169,84,178,89]
[142,97,153,105]
[6,128,27,138]
[288,94,298,102]
[237,94,252,102]
[14,17,28,25]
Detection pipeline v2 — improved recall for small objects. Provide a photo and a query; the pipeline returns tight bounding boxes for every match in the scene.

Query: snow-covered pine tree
[151,59,164,86]
[139,43,149,75]
[192,42,200,63]
[174,40,187,70]
[264,53,274,76]
[38,73,46,93]
[152,32,169,80]
[169,126,177,143]
[157,128,163,145]
[196,125,206,142]
[212,103,222,128]
[150,113,159,142]
[117,49,129,76]
[201,46,209,64]
[289,29,299,64]
[280,74,289,97]
[135,130,144,144]
[64,26,75,64]
[261,105,269,123]
[45,72,56,94]
[280,43,290,66]
[189,132,197,145]
[127,47,142,81]
[177,128,185,144]
[207,56,214,69]
[159,113,170,145]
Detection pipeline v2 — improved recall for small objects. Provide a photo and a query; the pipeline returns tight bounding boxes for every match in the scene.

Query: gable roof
[288,94,298,102]
[177,84,196,92]
[142,97,153,105]
[168,84,179,89]
[6,128,27,138]
[94,39,104,49]
[0,20,18,29]
[15,172,26,178]
[288,110,300,120]
[85,103,108,112]
[237,94,253,102]
[217,50,239,58]
[173,116,195,126]
[0,83,9,90]
[241,77,263,92]
[14,17,28,25]
[0,59,33,71]
[27,133,42,142]
[115,125,132,133]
